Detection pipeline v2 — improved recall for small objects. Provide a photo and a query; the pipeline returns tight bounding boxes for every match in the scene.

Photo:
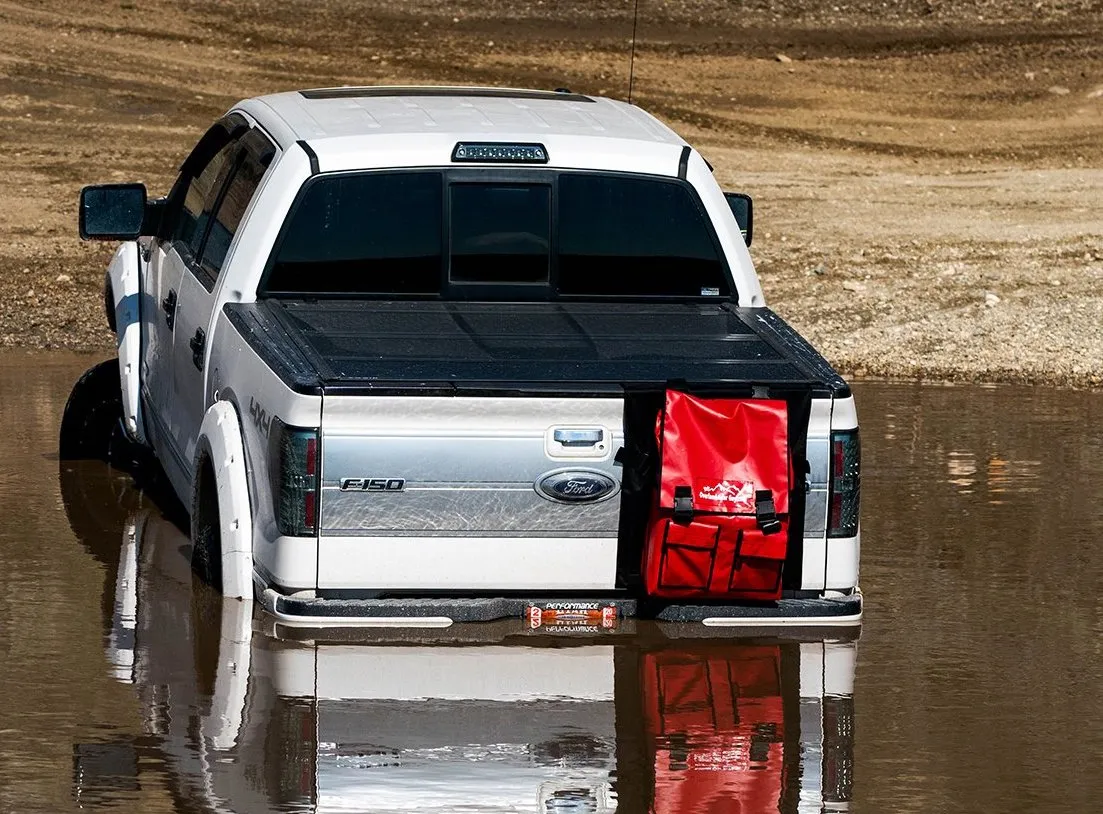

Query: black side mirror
[724,192,753,247]
[79,183,147,241]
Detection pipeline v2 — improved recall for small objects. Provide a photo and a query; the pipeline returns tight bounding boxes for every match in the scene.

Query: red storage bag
[643,392,790,600]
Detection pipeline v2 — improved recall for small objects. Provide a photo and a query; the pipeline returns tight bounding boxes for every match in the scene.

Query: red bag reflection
[644,646,785,814]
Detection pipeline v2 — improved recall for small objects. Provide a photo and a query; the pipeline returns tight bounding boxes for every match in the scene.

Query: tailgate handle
[553,429,603,447]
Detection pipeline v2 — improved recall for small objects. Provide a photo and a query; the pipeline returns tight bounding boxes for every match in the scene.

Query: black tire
[190,454,223,592]
[104,277,116,334]
[59,360,149,472]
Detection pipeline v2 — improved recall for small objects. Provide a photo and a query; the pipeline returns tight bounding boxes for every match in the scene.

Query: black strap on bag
[673,486,694,523]
[673,485,780,533]
[755,490,782,535]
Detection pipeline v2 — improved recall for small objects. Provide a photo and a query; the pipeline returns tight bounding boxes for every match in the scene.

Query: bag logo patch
[696,479,756,513]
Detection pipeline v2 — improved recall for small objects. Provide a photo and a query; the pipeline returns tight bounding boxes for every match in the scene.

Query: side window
[171,140,237,260]
[200,149,269,279]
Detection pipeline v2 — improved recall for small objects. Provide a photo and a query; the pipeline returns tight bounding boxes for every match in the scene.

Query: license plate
[526,603,618,632]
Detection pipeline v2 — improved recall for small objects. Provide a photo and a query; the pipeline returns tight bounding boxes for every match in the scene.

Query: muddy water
[2,353,1103,813]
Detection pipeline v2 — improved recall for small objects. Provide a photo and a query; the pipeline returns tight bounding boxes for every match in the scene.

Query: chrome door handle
[553,429,603,447]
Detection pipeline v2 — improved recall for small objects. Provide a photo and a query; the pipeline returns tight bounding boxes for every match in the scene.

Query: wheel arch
[194,401,254,600]
[106,240,147,445]
[208,384,264,519]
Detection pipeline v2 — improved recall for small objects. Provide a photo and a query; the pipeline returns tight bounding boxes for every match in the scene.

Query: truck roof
[236,86,690,175]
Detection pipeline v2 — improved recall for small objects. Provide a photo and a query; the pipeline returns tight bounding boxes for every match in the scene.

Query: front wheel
[190,454,223,592]
[59,360,149,471]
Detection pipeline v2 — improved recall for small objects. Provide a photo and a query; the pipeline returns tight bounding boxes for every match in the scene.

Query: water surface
[1,353,1102,812]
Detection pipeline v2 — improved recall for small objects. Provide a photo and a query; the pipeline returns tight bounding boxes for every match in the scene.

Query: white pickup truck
[76,86,861,627]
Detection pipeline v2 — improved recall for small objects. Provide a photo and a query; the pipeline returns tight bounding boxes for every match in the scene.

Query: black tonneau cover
[224,300,849,397]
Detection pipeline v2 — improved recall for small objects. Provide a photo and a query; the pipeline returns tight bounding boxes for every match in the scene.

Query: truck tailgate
[222,299,850,594]
[318,394,624,591]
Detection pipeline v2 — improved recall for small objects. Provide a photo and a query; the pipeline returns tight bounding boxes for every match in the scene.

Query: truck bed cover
[223,300,849,397]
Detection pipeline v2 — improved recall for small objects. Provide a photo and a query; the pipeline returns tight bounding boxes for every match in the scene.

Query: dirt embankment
[1,0,1101,385]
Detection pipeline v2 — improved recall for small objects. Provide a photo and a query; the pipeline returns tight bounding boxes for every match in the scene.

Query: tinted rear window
[266,172,442,295]
[263,171,730,299]
[450,184,550,284]
[557,174,729,297]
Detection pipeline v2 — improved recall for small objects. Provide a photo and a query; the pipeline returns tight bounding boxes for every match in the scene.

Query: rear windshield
[263,171,731,299]
[266,172,442,295]
[450,183,551,285]
[557,174,728,297]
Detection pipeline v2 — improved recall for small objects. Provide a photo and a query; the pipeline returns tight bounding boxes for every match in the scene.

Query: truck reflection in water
[65,466,856,814]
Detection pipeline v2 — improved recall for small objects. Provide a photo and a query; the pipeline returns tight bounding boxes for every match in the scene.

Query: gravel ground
[0,0,1101,386]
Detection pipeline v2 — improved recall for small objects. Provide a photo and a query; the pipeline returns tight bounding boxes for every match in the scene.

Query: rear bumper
[259,587,862,629]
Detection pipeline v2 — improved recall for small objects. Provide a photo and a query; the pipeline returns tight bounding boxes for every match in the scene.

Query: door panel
[143,120,243,484]
[139,242,184,461]
[169,130,275,469]
[170,271,216,470]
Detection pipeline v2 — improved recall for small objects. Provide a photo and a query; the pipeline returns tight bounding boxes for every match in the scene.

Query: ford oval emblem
[536,470,619,504]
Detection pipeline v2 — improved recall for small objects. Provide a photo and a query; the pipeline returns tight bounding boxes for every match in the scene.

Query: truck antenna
[627,0,640,104]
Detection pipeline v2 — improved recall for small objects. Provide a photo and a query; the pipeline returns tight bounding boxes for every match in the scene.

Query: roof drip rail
[298,87,595,103]
[677,145,691,179]
[297,140,319,175]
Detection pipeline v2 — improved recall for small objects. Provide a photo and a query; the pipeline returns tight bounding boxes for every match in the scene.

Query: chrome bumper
[259,587,862,629]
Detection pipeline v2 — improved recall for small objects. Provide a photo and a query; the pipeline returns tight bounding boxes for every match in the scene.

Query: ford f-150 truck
[77,86,861,627]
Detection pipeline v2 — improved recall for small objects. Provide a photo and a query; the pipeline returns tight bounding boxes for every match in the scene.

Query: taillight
[269,417,320,537]
[827,429,860,538]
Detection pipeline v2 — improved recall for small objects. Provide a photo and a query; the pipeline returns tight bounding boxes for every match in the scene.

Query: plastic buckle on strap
[755,489,782,535]
[673,486,694,523]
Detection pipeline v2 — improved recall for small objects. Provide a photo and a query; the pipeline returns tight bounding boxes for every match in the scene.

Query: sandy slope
[1,0,1101,384]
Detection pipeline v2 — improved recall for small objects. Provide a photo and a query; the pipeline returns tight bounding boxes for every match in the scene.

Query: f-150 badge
[535,470,618,503]
[339,478,406,492]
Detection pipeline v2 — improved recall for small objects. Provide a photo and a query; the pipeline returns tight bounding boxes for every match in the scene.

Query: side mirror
[79,183,147,241]
[724,192,753,247]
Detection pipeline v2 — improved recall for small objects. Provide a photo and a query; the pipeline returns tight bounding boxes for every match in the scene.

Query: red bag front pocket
[737,524,788,562]
[645,515,787,600]
[723,555,785,598]
[654,518,722,594]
